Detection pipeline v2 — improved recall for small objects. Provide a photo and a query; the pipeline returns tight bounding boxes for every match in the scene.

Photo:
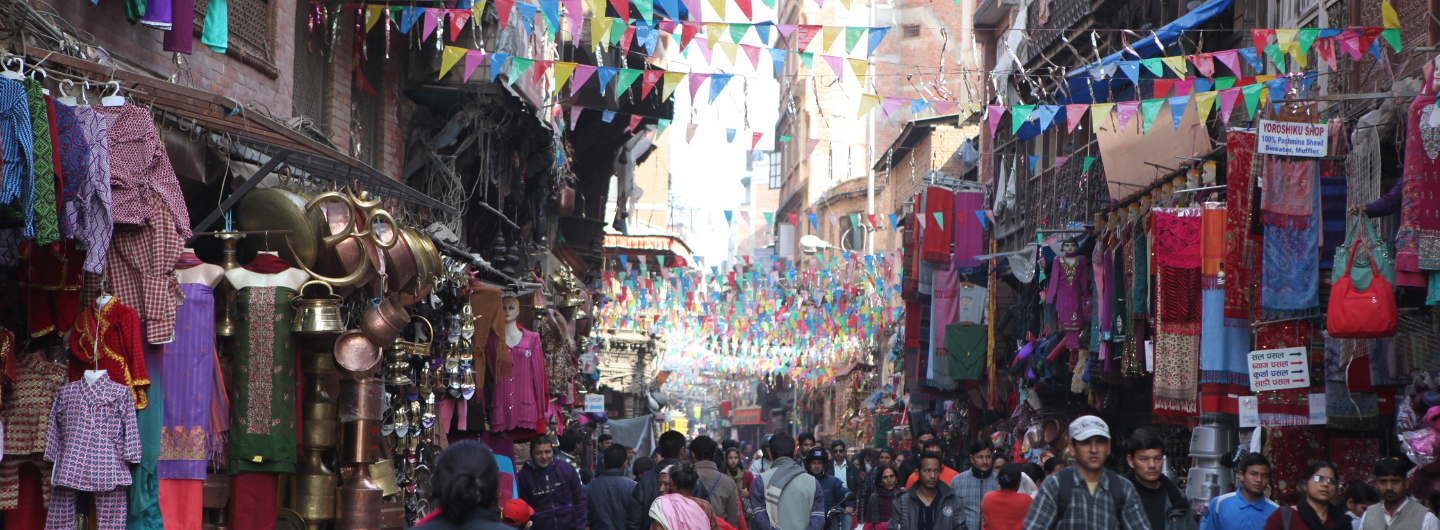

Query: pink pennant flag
[1315,37,1338,70]
[678,0,701,22]
[795,25,821,52]
[463,50,487,82]
[628,114,643,133]
[931,101,957,115]
[1055,156,1069,167]
[776,25,799,48]
[1213,49,1241,76]
[987,105,1006,136]
[421,8,439,41]
[1174,77,1194,96]
[1115,101,1141,130]
[569,106,584,129]
[751,132,764,150]
[880,97,905,119]
[805,138,821,158]
[741,44,761,68]
[571,64,597,97]
[916,214,927,229]
[740,211,750,224]
[688,73,711,101]
[1338,29,1362,61]
[562,0,581,38]
[449,9,471,40]
[686,123,700,143]
[822,55,844,78]
[1252,29,1274,57]
[1065,104,1087,133]
[1189,53,1215,78]
[1218,87,1241,124]
[696,40,714,64]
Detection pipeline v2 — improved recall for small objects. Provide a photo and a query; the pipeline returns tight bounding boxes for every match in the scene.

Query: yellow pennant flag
[857,94,881,119]
[847,58,868,81]
[553,62,577,93]
[706,23,727,48]
[472,0,487,24]
[1274,29,1298,45]
[1382,1,1400,28]
[706,0,725,20]
[839,0,849,10]
[364,5,384,33]
[1256,74,1276,85]
[1193,91,1216,123]
[661,72,687,101]
[1090,102,1115,131]
[821,26,841,53]
[719,42,740,65]
[1161,56,1187,78]
[591,17,613,49]
[439,46,467,79]
[1287,42,1307,68]
[585,0,605,17]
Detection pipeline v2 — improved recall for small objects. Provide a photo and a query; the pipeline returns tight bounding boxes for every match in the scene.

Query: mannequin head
[1061,240,1078,256]
[503,297,520,324]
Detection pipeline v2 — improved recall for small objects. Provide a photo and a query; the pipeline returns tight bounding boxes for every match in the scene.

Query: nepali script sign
[1248,347,1310,392]
[1256,120,1329,157]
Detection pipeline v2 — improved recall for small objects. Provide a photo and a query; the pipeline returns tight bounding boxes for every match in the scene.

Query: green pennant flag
[1242,83,1265,119]
[656,118,671,136]
[1297,28,1320,56]
[507,58,534,87]
[1264,44,1286,74]
[764,212,775,225]
[759,0,775,8]
[933,212,944,230]
[1140,58,1165,77]
[779,135,793,141]
[730,23,750,43]
[615,68,643,95]
[635,0,654,21]
[389,6,402,25]
[1082,157,1096,174]
[1140,98,1165,134]
[1382,28,1402,52]
[1214,76,1236,91]
[610,17,627,44]
[1010,104,1035,134]
[845,27,866,54]
[798,52,814,70]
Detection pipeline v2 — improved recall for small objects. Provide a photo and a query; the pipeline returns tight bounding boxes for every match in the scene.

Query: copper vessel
[339,419,379,464]
[291,281,346,338]
[297,352,339,529]
[358,297,408,345]
[334,330,383,380]
[336,465,383,530]
[381,226,418,300]
[338,379,385,423]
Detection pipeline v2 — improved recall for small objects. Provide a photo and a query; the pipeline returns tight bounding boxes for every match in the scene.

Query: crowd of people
[409,417,1435,530]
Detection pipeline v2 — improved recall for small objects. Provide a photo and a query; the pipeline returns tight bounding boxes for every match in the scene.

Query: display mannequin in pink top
[490,297,549,435]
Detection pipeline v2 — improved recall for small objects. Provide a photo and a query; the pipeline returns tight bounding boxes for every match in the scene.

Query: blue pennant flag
[1237,48,1264,73]
[726,129,736,142]
[866,27,889,57]
[489,53,512,83]
[516,2,537,36]
[709,73,733,103]
[768,48,787,76]
[601,110,616,122]
[911,99,928,114]
[1192,77,1213,94]
[1029,156,1039,172]
[538,0,559,33]
[596,66,619,95]
[655,0,679,19]
[755,22,772,45]
[1117,61,1140,85]
[1168,95,1188,130]
[399,6,416,33]
[1035,105,1060,131]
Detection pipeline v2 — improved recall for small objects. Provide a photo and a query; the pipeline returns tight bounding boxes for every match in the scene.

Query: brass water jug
[291,281,345,337]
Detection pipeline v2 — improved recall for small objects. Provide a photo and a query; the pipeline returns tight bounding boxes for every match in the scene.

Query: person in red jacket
[981,463,1032,530]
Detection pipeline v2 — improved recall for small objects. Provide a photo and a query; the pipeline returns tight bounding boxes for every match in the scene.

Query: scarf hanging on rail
[1325,381,1379,431]
[1254,320,1313,426]
[1320,122,1351,269]
[1201,203,1225,283]
[1226,131,1261,321]
[1266,426,1328,505]
[1395,66,1440,274]
[921,187,954,263]
[1153,208,1202,335]
[1261,163,1320,318]
[1260,156,1317,227]
[1200,286,1250,384]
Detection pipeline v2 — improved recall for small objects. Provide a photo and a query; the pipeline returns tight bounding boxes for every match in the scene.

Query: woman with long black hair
[413,440,513,530]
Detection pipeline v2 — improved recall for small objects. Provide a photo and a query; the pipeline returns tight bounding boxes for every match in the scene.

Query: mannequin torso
[176,248,225,287]
[225,252,309,291]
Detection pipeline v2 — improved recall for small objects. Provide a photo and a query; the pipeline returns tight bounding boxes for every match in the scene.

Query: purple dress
[1044,254,1091,349]
[488,328,546,433]
[157,283,215,480]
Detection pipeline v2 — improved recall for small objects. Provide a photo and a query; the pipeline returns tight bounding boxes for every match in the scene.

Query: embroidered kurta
[229,286,298,474]
[4,352,68,455]
[69,298,150,409]
[44,374,143,491]
[93,104,191,239]
[107,189,183,344]
[70,106,112,274]
[1044,255,1091,333]
[488,328,548,433]
[159,283,216,480]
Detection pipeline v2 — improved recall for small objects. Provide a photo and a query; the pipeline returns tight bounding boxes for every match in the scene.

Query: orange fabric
[904,465,959,489]
[159,479,202,530]
[1201,202,1225,277]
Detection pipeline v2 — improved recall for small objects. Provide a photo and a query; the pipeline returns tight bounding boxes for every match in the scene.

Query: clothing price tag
[1248,347,1310,392]
[1238,396,1258,427]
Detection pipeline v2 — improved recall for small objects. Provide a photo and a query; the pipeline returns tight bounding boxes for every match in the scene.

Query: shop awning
[1057,0,1234,105]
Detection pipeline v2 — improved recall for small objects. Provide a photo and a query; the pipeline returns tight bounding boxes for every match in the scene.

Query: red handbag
[1327,235,1397,338]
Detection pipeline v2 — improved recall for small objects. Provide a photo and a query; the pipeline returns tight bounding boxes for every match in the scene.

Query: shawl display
[1201,202,1225,282]
[1394,67,1440,273]
[1225,131,1260,320]
[954,191,985,268]
[1262,166,1320,318]
[1154,329,1200,419]
[1325,381,1379,431]
[1153,208,1202,269]
[1330,438,1379,487]
[1367,337,1407,387]
[1266,427,1327,505]
[1260,156,1317,227]
[1130,228,1149,317]
[1154,208,1203,335]
[1200,287,1250,384]
[1320,122,1351,269]
[921,187,955,263]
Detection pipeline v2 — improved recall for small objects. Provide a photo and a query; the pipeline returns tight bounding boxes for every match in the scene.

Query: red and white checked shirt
[94,104,190,239]
[106,190,183,344]
[44,373,142,491]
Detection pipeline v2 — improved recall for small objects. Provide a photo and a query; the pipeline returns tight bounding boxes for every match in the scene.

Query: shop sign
[584,394,605,413]
[1247,347,1310,392]
[1256,120,1328,157]
[731,407,764,425]
[1238,393,1326,427]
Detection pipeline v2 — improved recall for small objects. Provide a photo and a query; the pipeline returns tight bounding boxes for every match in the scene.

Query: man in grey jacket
[1127,429,1194,530]
[890,451,967,530]
[750,433,826,530]
[691,436,742,529]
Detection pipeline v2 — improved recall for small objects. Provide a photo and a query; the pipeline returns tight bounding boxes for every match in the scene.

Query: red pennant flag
[530,60,552,86]
[867,214,877,228]
[609,0,629,24]
[787,213,799,226]
[495,0,516,28]
[751,132,763,150]
[619,25,636,55]
[736,0,752,20]
[681,22,701,51]
[641,69,664,99]
[796,25,821,51]
[741,44,761,68]
[1152,78,1175,98]
[1359,27,1383,52]
[449,9,471,40]
[1189,53,1214,78]
[356,69,378,96]
[1252,29,1274,57]
[629,114,643,133]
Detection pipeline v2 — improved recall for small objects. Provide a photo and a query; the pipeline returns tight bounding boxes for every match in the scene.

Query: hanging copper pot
[358,297,408,346]
[334,330,383,380]
[381,225,418,299]
[553,185,576,216]
[396,227,437,306]
[291,281,345,338]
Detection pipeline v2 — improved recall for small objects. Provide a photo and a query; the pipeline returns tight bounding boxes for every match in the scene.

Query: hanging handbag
[1328,213,1398,338]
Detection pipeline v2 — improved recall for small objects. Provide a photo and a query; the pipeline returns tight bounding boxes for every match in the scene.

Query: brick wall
[870,0,977,153]
[632,129,672,228]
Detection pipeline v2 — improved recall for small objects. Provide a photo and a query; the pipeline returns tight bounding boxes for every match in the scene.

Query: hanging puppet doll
[1045,238,1091,362]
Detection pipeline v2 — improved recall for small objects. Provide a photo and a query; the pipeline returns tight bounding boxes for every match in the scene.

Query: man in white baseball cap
[1020,416,1149,530]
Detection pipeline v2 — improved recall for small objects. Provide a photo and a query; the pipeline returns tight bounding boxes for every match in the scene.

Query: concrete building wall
[633,129,673,229]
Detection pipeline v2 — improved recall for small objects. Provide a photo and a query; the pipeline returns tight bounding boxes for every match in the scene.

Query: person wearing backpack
[1126,429,1194,530]
[1200,453,1277,530]
[1261,462,1347,530]
[1019,416,1149,530]
[692,436,743,530]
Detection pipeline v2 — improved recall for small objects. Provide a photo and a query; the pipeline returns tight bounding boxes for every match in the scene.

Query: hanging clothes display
[68,297,149,409]
[488,327,548,434]
[1393,67,1440,277]
[921,187,954,263]
[158,283,217,480]
[1043,250,1089,349]
[1225,130,1260,321]
[228,286,299,474]
[1261,158,1321,317]
[43,374,142,530]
